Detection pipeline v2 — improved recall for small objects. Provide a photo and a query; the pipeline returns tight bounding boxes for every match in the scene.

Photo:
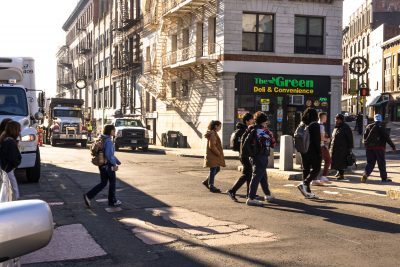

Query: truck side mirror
[0,200,53,262]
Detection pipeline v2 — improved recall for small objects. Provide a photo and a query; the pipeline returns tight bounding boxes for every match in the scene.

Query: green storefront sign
[254,76,315,88]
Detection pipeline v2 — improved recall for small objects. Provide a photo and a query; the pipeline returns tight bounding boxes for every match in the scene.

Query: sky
[0,0,363,97]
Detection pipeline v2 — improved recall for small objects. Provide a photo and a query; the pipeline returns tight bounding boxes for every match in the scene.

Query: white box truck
[0,57,43,182]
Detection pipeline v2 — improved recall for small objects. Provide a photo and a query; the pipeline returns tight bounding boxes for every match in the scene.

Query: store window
[182,80,189,97]
[242,13,274,52]
[295,16,324,54]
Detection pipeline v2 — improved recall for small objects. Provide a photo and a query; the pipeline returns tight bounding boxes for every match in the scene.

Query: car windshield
[53,109,81,118]
[0,87,28,116]
[115,119,143,127]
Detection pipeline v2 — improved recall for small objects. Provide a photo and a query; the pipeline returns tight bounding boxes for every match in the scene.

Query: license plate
[131,140,137,144]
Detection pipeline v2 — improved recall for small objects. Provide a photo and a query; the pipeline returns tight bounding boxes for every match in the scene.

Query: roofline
[382,34,400,49]
[62,0,89,31]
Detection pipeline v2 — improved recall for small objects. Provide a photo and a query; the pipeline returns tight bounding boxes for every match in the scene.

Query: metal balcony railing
[163,0,208,16]
[163,42,221,68]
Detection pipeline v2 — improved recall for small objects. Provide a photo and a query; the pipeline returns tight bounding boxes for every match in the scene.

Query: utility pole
[349,56,369,148]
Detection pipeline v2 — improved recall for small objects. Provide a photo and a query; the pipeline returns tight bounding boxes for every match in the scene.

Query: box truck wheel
[81,141,87,148]
[26,149,41,183]
[141,146,149,152]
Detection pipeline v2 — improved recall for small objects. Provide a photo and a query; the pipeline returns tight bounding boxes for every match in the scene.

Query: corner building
[141,0,343,148]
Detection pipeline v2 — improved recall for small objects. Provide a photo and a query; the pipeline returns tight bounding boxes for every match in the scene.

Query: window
[104,86,109,107]
[98,88,103,108]
[171,81,177,98]
[93,90,97,109]
[99,61,103,78]
[104,58,109,77]
[294,16,324,54]
[242,13,274,52]
[208,17,216,54]
[181,80,189,97]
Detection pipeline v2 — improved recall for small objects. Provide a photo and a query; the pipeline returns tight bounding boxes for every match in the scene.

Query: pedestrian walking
[312,112,331,185]
[356,113,363,135]
[296,108,321,199]
[0,121,22,200]
[87,121,93,142]
[362,114,396,183]
[242,112,276,206]
[202,120,225,193]
[330,114,354,180]
[84,124,122,208]
[226,113,254,201]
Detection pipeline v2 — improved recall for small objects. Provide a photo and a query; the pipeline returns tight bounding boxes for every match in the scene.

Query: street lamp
[349,56,369,147]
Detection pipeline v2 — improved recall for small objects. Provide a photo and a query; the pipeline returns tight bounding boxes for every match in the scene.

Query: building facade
[57,0,142,132]
[341,0,400,115]
[140,0,343,148]
[381,35,400,121]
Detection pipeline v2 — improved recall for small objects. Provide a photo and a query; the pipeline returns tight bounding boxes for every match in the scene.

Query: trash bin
[167,131,179,148]
[161,133,167,147]
[178,135,188,148]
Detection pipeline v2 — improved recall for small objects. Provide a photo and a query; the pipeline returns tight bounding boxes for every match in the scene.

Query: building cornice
[221,54,342,66]
[62,0,89,31]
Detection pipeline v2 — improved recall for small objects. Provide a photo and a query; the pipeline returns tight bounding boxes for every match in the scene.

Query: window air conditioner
[289,95,304,105]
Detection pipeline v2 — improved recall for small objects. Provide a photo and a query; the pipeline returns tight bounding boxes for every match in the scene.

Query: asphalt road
[18,145,400,267]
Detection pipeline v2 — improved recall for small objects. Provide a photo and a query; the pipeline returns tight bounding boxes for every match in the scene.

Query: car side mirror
[0,200,53,262]
[34,112,44,121]
[146,125,151,130]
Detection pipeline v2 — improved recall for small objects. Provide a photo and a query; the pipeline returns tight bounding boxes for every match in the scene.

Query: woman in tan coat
[202,120,226,193]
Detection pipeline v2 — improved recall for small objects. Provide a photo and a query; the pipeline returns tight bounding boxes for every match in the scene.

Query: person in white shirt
[312,112,332,185]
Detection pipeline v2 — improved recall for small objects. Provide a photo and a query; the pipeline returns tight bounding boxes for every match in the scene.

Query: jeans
[86,165,117,205]
[365,149,387,180]
[301,153,322,186]
[207,166,220,186]
[230,157,252,195]
[321,146,331,177]
[248,154,270,200]
[7,170,19,200]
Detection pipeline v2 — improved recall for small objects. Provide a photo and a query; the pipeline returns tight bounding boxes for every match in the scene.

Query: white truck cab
[0,57,43,182]
[110,116,149,151]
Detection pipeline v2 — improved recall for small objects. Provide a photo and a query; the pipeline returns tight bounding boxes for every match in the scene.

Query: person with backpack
[84,124,122,208]
[0,121,22,200]
[202,120,225,193]
[362,114,396,183]
[242,112,276,206]
[226,113,254,201]
[330,114,354,180]
[296,108,321,199]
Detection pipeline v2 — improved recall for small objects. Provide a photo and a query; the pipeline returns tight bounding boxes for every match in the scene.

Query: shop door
[146,119,156,145]
[287,107,301,136]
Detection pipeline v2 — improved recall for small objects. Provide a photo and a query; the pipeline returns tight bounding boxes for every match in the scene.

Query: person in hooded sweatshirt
[84,124,122,207]
[202,120,226,193]
[226,113,254,201]
[0,121,22,200]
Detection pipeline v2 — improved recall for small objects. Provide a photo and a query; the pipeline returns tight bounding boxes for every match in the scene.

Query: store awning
[366,95,381,107]
[372,100,389,106]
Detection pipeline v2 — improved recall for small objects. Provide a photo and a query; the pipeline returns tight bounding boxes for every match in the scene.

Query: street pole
[356,75,360,115]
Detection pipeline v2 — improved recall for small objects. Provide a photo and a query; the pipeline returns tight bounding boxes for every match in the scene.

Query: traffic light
[360,86,370,97]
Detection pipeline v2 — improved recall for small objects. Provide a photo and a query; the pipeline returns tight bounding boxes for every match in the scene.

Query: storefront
[235,73,331,140]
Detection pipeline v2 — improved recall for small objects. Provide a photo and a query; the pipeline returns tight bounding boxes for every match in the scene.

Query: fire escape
[140,0,220,123]
[57,46,74,95]
[112,0,140,114]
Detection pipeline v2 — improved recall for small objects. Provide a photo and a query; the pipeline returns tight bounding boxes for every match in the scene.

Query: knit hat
[374,114,383,122]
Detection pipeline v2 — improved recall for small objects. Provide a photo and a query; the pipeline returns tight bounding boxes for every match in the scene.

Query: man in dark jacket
[362,114,396,183]
[297,108,321,199]
[330,114,354,180]
[226,113,254,201]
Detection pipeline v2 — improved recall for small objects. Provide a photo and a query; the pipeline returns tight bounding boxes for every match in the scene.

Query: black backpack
[230,129,242,152]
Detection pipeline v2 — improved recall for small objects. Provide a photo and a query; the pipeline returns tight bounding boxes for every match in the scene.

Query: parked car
[0,170,53,267]
[344,112,356,122]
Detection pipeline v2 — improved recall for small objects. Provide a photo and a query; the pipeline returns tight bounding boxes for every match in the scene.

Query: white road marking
[323,191,340,195]
[326,233,362,245]
[283,184,295,187]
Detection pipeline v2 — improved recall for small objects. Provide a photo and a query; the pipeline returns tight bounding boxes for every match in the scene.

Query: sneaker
[320,176,331,184]
[202,180,209,189]
[311,180,323,186]
[381,178,393,183]
[246,198,264,206]
[83,194,91,208]
[209,186,221,193]
[109,200,122,207]
[334,172,340,178]
[264,194,275,202]
[297,183,308,197]
[361,174,368,183]
[226,190,238,201]
[337,175,345,181]
[305,193,319,199]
